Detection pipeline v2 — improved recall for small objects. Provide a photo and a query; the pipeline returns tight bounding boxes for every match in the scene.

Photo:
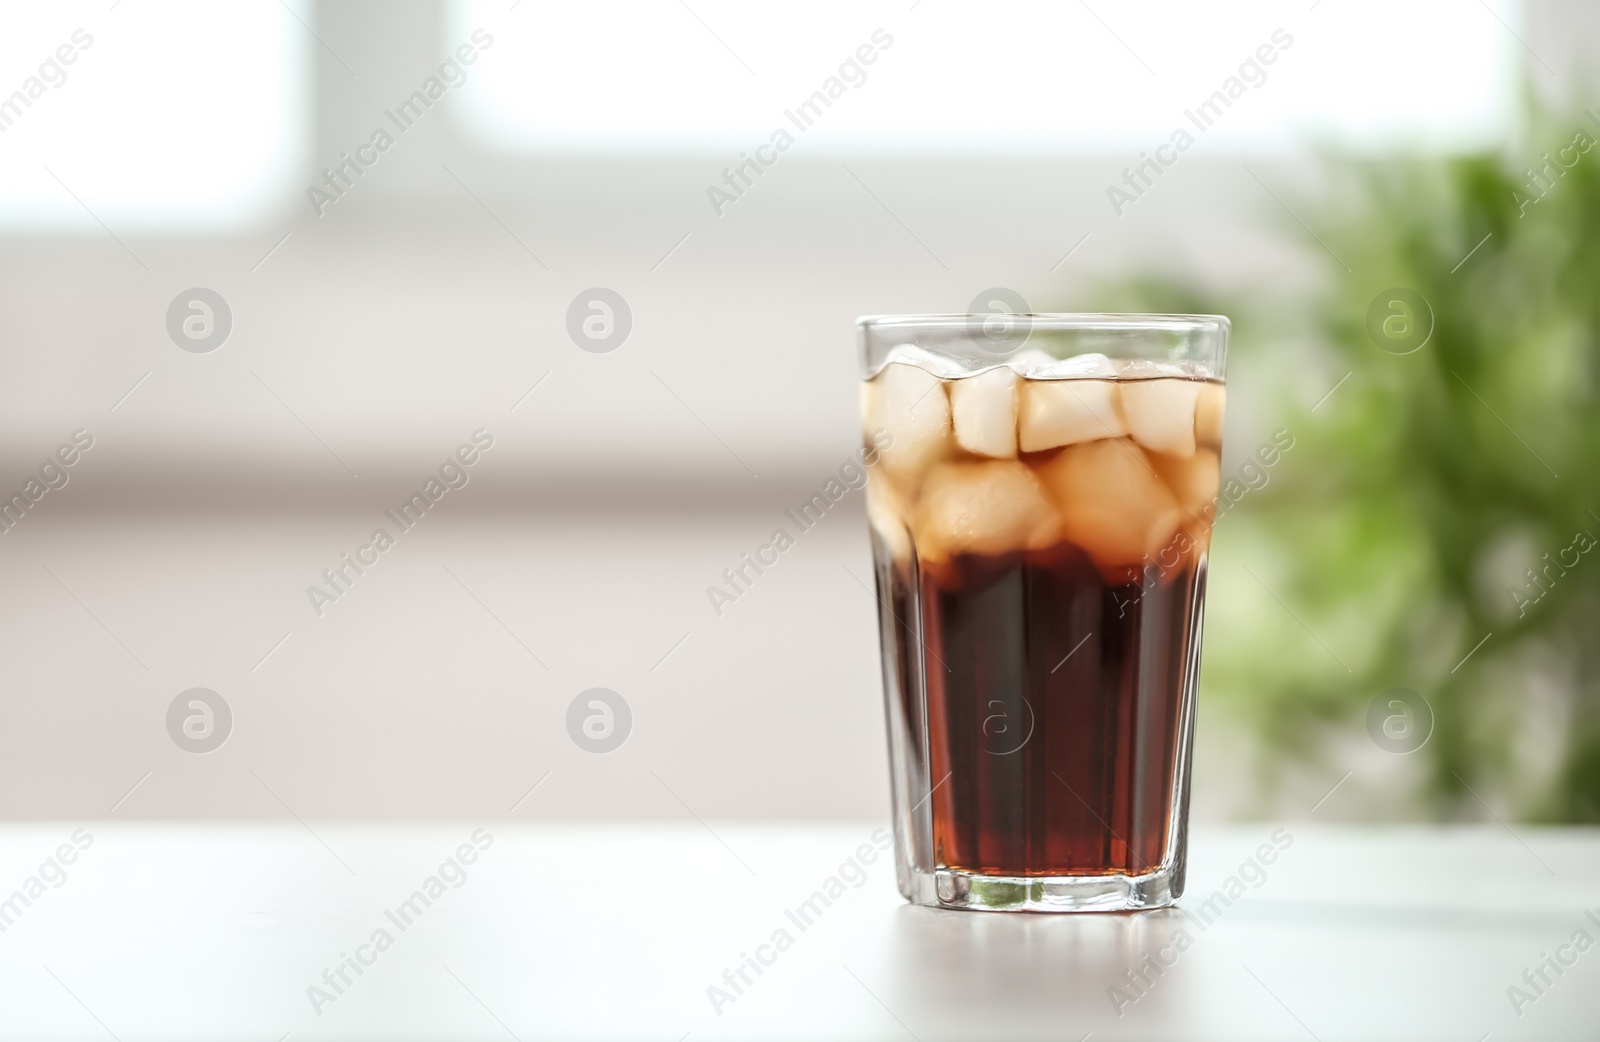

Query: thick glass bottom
[906,864,1181,913]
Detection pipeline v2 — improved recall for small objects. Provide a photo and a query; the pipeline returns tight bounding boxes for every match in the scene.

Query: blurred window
[0,1,306,231]
[449,0,1519,154]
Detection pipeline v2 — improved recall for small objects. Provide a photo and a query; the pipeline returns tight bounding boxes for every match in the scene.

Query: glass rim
[856,312,1229,334]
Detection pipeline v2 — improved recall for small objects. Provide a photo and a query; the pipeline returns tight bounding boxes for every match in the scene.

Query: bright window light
[449,0,1519,154]
[0,1,307,231]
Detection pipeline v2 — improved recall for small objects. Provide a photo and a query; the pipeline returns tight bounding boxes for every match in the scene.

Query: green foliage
[1080,101,1600,821]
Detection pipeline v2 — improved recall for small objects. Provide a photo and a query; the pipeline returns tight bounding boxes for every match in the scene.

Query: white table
[0,823,1592,1040]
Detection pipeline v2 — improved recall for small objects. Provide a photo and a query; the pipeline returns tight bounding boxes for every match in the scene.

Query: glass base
[905,865,1181,913]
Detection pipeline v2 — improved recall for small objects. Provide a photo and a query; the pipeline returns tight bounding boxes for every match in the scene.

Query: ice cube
[863,361,951,489]
[866,472,913,562]
[1116,359,1191,379]
[1038,439,1181,572]
[1120,378,1201,457]
[949,367,1018,459]
[1018,379,1124,452]
[875,343,967,380]
[1053,352,1119,379]
[911,460,1061,563]
[1195,382,1225,448]
[1007,348,1060,379]
[1011,350,1118,380]
[1149,448,1219,517]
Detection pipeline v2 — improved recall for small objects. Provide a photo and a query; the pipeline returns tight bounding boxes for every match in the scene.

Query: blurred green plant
[1085,97,1600,822]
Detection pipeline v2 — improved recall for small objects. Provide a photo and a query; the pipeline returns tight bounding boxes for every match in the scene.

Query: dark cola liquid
[904,543,1203,877]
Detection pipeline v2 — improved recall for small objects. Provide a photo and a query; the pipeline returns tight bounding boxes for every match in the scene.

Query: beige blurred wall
[1,0,1596,821]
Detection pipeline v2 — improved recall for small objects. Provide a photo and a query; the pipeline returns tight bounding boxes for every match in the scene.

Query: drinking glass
[859,313,1228,912]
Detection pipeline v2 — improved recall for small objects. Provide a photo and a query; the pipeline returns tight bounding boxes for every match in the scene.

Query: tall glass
[859,313,1227,912]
